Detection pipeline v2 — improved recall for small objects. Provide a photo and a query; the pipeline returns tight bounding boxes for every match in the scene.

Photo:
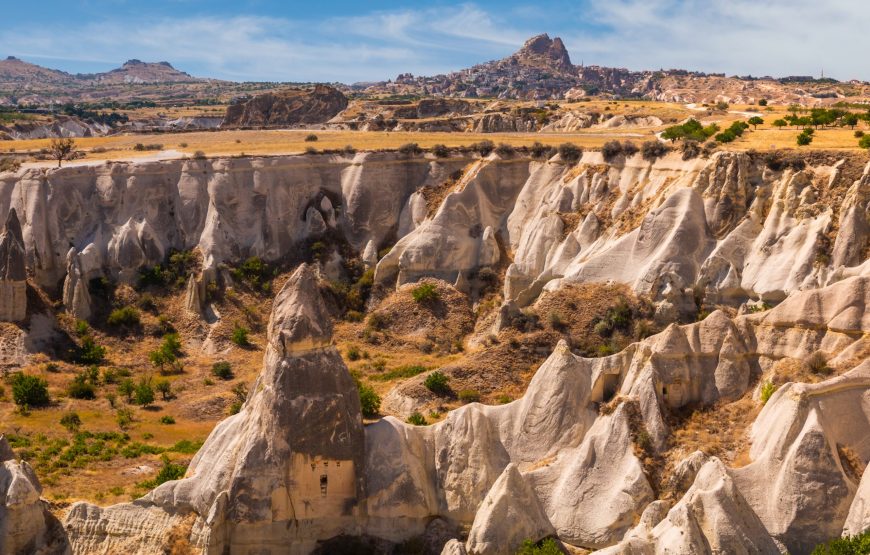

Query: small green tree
[797,132,813,146]
[758,99,768,106]
[231,324,250,347]
[748,116,764,130]
[10,373,50,407]
[859,135,870,149]
[118,378,135,402]
[357,381,381,418]
[154,379,172,401]
[134,378,155,407]
[772,119,787,129]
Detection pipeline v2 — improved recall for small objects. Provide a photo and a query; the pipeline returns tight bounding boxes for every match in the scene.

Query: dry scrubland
[3,100,869,164]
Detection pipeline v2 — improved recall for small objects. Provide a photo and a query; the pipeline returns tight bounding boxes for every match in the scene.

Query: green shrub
[77,336,106,364]
[304,134,318,142]
[67,374,96,400]
[133,379,155,407]
[860,135,870,149]
[60,412,82,432]
[231,256,272,292]
[458,389,481,403]
[407,412,427,426]
[118,378,135,402]
[760,380,777,405]
[10,373,50,407]
[398,142,421,155]
[116,407,134,429]
[106,306,140,328]
[371,364,427,381]
[346,346,362,361]
[811,530,870,554]
[471,140,495,156]
[517,538,563,555]
[557,142,582,163]
[231,324,250,347]
[495,143,515,157]
[431,144,450,158]
[797,132,813,146]
[411,283,439,304]
[159,415,176,425]
[153,454,187,487]
[530,141,555,159]
[169,439,203,454]
[601,140,624,162]
[357,381,381,418]
[212,361,233,380]
[641,140,669,161]
[74,320,90,337]
[424,371,450,395]
[496,394,513,404]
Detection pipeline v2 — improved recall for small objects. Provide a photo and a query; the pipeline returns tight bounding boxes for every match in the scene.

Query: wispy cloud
[565,0,870,80]
[2,1,869,82]
[0,5,530,82]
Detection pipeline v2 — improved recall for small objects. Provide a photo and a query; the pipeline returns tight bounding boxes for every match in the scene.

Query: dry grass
[3,128,657,163]
[0,277,269,505]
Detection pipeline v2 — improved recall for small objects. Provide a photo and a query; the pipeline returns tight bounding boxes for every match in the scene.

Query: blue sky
[3,1,869,83]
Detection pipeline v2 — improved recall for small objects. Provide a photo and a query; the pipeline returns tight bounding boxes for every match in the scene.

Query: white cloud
[566,0,870,80]
[2,1,869,82]
[0,5,530,82]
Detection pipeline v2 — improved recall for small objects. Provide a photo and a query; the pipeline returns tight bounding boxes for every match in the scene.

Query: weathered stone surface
[0,208,26,321]
[65,264,365,553]
[222,85,348,127]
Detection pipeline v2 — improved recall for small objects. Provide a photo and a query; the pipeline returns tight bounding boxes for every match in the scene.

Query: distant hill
[86,59,199,84]
[0,56,73,84]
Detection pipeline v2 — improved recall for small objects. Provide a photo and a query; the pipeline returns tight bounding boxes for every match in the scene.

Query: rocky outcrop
[0,208,26,321]
[64,264,365,553]
[0,435,69,554]
[0,152,474,292]
[377,150,868,316]
[511,34,573,73]
[222,85,348,127]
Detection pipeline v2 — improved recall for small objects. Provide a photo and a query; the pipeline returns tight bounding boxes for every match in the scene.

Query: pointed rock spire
[269,263,333,354]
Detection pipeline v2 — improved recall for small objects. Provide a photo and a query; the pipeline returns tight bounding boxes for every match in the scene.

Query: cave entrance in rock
[320,474,328,497]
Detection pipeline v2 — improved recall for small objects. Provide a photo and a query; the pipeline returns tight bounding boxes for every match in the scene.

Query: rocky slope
[222,85,348,127]
[0,148,868,553]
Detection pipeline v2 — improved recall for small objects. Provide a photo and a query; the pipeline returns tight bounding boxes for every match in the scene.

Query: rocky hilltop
[87,59,197,84]
[0,147,868,553]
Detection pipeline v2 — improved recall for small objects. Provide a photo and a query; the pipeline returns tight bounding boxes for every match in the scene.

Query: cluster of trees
[661,119,720,142]
[771,107,867,130]
[59,104,129,127]
[661,118,753,145]
[714,121,750,143]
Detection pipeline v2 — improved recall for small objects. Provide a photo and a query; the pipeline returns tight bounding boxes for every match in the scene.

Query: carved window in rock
[320,474,328,497]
